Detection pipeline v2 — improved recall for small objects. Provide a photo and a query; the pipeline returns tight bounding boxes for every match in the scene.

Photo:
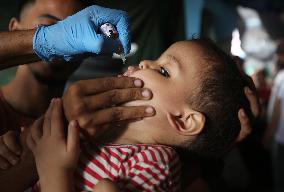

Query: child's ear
[166,110,205,136]
[9,17,20,31]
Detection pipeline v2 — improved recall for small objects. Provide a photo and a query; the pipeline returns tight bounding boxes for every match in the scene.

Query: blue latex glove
[33,5,130,62]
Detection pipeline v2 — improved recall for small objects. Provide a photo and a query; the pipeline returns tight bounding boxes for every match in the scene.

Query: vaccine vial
[100,23,126,64]
[100,23,118,39]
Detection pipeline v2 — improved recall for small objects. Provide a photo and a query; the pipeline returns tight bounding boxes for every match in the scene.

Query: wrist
[40,170,74,191]
[33,26,51,62]
[40,168,72,180]
[22,29,36,55]
[32,24,82,62]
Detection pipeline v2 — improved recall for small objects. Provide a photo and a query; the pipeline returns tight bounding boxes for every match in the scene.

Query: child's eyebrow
[165,54,182,73]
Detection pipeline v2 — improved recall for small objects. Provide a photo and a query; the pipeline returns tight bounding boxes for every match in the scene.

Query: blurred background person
[265,41,284,192]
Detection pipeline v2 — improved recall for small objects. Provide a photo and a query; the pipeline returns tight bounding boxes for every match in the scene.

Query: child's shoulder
[104,143,179,165]
[77,143,181,191]
[84,142,179,164]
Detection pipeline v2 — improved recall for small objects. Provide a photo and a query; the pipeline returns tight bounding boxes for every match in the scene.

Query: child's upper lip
[123,66,139,76]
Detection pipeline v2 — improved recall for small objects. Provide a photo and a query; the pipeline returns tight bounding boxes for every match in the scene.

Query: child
[28,39,253,192]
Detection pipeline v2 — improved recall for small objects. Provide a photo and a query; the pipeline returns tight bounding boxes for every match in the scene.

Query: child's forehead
[165,41,207,70]
[163,41,206,88]
[168,41,202,52]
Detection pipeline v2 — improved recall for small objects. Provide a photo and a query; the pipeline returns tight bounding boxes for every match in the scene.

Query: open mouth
[123,66,139,77]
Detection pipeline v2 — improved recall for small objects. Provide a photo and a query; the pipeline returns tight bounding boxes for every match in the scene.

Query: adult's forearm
[0,30,40,70]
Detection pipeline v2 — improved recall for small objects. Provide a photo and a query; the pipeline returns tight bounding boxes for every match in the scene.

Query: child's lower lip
[123,66,135,77]
[123,71,129,76]
[122,71,128,76]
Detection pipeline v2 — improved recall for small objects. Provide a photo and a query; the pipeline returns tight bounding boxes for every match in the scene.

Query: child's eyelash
[159,67,170,77]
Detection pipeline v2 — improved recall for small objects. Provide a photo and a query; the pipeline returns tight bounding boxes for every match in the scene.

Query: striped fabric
[75,143,181,192]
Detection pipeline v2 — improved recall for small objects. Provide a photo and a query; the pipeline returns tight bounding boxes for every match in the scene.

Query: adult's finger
[75,77,144,95]
[0,156,10,170]
[67,120,80,153]
[30,117,44,143]
[2,131,22,155]
[236,109,252,142]
[243,74,256,92]
[43,99,54,136]
[244,87,261,118]
[50,99,65,139]
[0,137,19,166]
[84,88,152,110]
[79,105,155,130]
[26,132,36,153]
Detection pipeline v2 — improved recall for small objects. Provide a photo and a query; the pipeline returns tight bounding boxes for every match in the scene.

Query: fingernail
[142,89,151,98]
[240,109,246,117]
[11,158,18,165]
[134,79,143,87]
[248,88,253,94]
[69,120,77,127]
[51,98,57,103]
[145,106,154,114]
[245,87,253,94]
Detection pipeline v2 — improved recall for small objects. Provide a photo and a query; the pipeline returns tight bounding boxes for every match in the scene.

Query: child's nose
[139,60,156,69]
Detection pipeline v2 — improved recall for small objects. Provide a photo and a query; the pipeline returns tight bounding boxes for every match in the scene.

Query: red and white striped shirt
[75,142,181,192]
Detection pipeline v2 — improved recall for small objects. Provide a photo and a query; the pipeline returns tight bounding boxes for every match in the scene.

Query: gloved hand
[33,5,130,62]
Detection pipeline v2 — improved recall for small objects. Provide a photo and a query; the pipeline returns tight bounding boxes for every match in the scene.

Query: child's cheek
[130,69,162,90]
[125,72,159,108]
[129,69,175,111]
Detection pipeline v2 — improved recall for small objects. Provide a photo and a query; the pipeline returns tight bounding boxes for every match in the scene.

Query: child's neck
[96,120,160,145]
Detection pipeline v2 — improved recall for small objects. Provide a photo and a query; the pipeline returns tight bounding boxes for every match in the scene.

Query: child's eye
[159,67,170,77]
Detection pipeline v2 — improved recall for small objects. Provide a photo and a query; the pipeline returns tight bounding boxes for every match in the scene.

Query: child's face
[123,41,205,140]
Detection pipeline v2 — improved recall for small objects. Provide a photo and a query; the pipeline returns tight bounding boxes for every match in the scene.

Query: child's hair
[185,39,253,158]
